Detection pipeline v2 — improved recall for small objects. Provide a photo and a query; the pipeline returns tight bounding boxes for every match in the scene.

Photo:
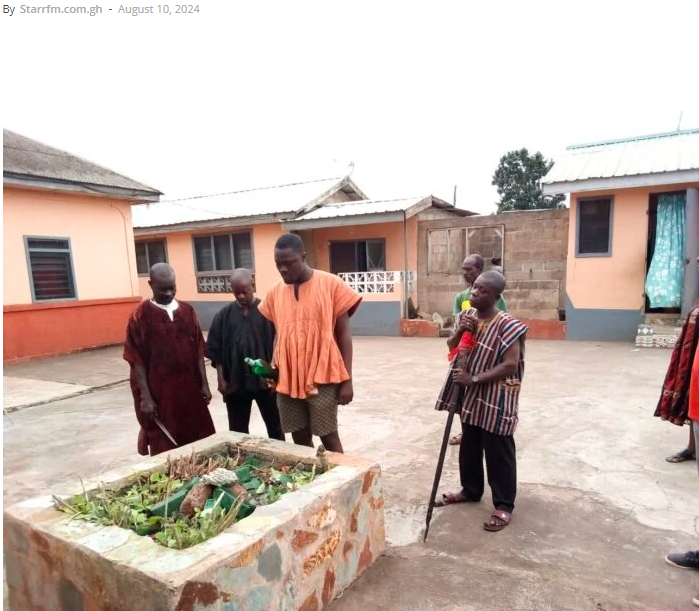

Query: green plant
[54,472,182,531]
[252,464,316,506]
[54,453,325,550]
[154,497,242,550]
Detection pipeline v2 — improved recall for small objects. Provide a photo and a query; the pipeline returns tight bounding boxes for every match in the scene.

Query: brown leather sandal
[484,510,511,532]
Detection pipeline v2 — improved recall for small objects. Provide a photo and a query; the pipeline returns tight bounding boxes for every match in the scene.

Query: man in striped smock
[434,270,528,532]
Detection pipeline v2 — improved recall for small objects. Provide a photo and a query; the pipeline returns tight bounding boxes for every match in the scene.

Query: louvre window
[193,232,254,273]
[25,237,76,301]
[577,198,612,256]
[135,240,167,275]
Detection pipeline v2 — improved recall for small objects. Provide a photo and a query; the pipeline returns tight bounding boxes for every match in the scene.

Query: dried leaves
[164,450,241,481]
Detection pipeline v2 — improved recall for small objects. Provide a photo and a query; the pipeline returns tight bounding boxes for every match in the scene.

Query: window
[135,240,167,275]
[193,233,253,273]
[427,229,465,274]
[25,237,77,301]
[427,226,504,274]
[330,240,386,274]
[577,197,613,256]
[193,232,254,293]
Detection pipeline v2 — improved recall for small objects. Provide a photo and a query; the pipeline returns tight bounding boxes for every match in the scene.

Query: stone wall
[418,208,569,321]
[4,433,386,611]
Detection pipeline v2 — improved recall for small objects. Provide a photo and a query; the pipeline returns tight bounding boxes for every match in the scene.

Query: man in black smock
[206,268,284,440]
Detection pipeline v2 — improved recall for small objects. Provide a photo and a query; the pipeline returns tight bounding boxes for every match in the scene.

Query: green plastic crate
[213,487,235,511]
[234,466,252,483]
[201,498,216,516]
[242,477,262,492]
[215,486,256,519]
[148,476,200,518]
[134,522,160,536]
[238,501,256,519]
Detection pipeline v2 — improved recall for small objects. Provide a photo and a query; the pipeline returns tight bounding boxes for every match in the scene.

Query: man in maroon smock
[123,263,215,456]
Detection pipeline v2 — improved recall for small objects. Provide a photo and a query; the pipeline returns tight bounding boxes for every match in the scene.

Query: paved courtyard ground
[3,338,699,610]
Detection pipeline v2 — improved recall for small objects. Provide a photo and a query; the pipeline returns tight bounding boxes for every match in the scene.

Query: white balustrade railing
[196,272,256,293]
[338,271,415,294]
[195,271,412,295]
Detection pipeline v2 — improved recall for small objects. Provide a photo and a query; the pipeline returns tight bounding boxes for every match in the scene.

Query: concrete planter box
[4,433,386,611]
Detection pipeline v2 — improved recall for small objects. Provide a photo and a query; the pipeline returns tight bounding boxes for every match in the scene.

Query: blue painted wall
[350,301,401,336]
[565,295,643,341]
[191,299,401,336]
[191,301,228,330]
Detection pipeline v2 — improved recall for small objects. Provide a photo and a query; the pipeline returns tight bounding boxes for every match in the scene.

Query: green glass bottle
[244,357,276,379]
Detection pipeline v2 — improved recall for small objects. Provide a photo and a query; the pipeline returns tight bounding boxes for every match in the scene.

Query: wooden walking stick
[424,402,459,542]
[424,315,475,542]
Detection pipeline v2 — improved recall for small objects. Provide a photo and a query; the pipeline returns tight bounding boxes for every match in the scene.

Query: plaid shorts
[276,385,338,437]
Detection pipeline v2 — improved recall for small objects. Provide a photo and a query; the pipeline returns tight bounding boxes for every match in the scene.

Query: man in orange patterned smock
[259,233,362,453]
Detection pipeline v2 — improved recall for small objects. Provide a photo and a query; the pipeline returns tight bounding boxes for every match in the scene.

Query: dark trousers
[459,422,517,512]
[225,391,285,441]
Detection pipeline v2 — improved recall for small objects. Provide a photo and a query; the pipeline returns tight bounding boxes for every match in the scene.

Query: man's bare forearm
[335,314,353,377]
[198,358,210,389]
[134,364,152,399]
[473,342,520,385]
[474,361,517,385]
[338,336,353,377]
[447,327,465,351]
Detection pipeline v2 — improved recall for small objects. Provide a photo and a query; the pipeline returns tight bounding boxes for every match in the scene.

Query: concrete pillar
[682,188,699,318]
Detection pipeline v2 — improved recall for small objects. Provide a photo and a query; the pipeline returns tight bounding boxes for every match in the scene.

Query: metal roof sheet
[3,129,161,195]
[543,128,699,185]
[293,196,428,221]
[132,177,350,228]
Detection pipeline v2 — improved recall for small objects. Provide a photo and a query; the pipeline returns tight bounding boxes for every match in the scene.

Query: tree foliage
[492,148,565,213]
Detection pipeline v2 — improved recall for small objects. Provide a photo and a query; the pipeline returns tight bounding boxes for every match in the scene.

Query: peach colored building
[3,129,161,361]
[543,129,699,341]
[133,177,469,335]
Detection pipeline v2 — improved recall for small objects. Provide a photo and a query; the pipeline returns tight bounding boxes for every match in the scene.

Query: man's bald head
[230,268,255,308]
[150,263,175,282]
[231,268,253,285]
[477,270,506,295]
[470,270,506,313]
[149,263,176,305]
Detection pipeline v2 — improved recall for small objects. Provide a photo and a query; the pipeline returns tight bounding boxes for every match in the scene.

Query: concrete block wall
[417,208,469,222]
[417,208,569,320]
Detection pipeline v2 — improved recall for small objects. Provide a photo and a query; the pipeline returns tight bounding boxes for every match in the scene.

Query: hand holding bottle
[244,357,279,382]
